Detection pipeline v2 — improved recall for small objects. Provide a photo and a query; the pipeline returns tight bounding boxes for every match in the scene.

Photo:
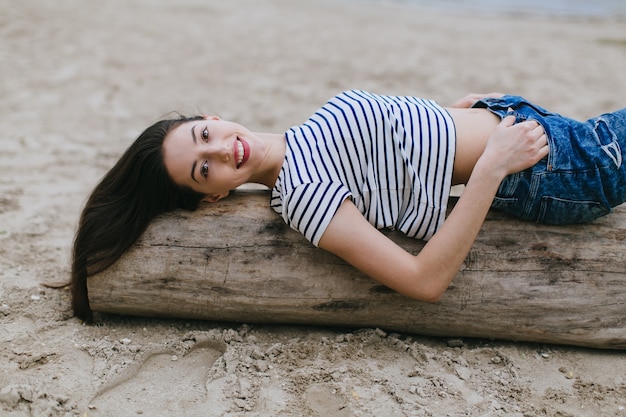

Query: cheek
[212,168,238,189]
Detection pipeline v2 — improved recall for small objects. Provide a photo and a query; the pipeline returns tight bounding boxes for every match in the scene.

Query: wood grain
[88,190,626,349]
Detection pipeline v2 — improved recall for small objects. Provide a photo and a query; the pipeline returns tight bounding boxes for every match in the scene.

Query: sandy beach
[1,0,625,415]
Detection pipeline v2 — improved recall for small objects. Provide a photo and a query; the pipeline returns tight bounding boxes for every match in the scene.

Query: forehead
[162,121,197,183]
[166,120,196,146]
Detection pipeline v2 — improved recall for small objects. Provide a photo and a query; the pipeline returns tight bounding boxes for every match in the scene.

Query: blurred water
[395,0,626,18]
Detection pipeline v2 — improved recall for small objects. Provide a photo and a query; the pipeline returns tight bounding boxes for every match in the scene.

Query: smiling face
[162,116,266,202]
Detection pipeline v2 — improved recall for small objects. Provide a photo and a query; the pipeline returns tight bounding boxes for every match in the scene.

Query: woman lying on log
[71,91,626,322]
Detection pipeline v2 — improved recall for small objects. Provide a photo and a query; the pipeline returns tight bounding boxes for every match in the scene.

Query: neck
[250,132,286,188]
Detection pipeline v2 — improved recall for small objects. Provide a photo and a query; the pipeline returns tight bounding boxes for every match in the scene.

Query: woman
[72,90,626,322]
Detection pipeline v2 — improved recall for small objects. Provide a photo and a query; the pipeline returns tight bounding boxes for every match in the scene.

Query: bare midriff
[445,107,502,185]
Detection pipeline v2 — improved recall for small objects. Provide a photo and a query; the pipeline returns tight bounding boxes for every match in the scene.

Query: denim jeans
[472,95,626,224]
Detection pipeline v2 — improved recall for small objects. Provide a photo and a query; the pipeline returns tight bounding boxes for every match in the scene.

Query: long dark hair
[71,115,204,322]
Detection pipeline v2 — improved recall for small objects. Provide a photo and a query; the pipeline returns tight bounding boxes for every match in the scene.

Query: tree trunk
[88,190,626,349]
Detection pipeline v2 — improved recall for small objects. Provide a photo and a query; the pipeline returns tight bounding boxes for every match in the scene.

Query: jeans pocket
[491,196,522,217]
[538,196,609,224]
[497,172,521,196]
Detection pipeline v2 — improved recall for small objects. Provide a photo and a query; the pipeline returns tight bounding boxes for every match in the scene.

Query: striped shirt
[270,90,456,246]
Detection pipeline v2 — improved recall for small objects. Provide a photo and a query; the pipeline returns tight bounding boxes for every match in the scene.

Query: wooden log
[88,189,626,350]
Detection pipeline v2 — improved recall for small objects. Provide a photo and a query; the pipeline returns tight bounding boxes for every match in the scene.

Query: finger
[499,115,516,127]
[516,118,540,128]
[537,133,549,156]
[518,119,544,138]
[535,127,548,147]
[531,120,544,134]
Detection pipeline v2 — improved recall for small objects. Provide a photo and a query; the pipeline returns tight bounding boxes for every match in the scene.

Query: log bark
[88,190,626,350]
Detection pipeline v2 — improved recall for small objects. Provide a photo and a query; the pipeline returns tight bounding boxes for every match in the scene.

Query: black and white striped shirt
[270,90,456,246]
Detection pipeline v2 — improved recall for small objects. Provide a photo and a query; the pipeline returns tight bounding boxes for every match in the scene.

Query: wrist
[471,156,508,185]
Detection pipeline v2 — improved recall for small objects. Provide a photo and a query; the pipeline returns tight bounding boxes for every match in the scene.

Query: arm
[450,92,505,109]
[318,116,548,302]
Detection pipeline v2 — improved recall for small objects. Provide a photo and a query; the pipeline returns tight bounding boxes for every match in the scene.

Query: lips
[235,137,250,168]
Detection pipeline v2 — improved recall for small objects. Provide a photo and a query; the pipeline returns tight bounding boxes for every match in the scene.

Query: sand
[1,0,625,415]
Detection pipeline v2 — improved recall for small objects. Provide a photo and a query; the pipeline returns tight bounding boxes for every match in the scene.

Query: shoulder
[293,90,385,134]
[329,91,439,116]
[324,90,383,109]
[316,90,393,122]
[334,90,394,104]
[315,90,432,119]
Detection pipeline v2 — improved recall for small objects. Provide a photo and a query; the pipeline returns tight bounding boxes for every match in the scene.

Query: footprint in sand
[88,341,225,417]
[0,187,22,215]
[304,383,354,416]
[0,314,36,344]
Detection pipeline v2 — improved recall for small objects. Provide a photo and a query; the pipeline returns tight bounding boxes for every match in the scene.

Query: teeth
[237,140,244,165]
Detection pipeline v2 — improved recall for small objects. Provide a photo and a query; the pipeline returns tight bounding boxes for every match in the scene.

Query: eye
[202,127,209,141]
[200,160,209,179]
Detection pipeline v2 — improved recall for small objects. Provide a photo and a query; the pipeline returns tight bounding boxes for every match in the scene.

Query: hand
[450,92,505,108]
[477,116,549,178]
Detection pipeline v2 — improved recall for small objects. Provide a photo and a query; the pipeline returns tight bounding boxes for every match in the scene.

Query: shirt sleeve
[281,182,352,247]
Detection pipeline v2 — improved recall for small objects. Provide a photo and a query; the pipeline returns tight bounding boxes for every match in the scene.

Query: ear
[201,191,229,203]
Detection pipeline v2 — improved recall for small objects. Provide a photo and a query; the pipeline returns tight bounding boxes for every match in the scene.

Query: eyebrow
[190,124,198,183]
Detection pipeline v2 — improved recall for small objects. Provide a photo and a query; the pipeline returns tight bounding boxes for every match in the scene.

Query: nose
[200,140,230,162]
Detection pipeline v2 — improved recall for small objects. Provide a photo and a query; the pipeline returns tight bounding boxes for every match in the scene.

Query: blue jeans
[472,96,626,224]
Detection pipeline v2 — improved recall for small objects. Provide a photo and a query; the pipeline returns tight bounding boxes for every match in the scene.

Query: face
[162,116,266,202]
